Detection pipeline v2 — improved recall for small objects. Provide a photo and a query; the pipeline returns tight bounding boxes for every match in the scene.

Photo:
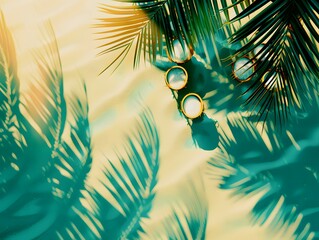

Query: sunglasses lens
[181,93,204,119]
[168,39,193,63]
[165,66,188,90]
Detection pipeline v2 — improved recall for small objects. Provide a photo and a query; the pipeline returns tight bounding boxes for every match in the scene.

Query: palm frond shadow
[209,109,319,239]
[43,87,96,239]
[145,180,208,240]
[1,11,211,240]
[89,109,160,240]
[0,13,95,239]
[0,11,22,190]
[1,13,210,239]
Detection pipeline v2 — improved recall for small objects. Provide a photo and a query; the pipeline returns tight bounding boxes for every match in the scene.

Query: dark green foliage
[98,0,319,125]
[96,0,220,73]
[218,0,319,123]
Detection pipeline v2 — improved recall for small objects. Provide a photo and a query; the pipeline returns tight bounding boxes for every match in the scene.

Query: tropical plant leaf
[209,110,319,239]
[89,109,160,240]
[216,0,319,124]
[96,0,220,74]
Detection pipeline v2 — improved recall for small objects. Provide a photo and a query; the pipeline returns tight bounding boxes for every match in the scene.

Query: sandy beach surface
[0,1,298,239]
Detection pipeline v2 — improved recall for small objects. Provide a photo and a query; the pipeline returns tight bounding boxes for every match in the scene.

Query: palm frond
[89,109,160,240]
[96,0,220,74]
[209,111,319,239]
[216,0,319,124]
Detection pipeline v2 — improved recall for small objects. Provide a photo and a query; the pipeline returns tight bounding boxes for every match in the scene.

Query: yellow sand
[0,0,298,239]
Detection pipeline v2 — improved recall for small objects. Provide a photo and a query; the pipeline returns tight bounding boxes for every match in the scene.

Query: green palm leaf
[96,0,220,74]
[217,0,319,124]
